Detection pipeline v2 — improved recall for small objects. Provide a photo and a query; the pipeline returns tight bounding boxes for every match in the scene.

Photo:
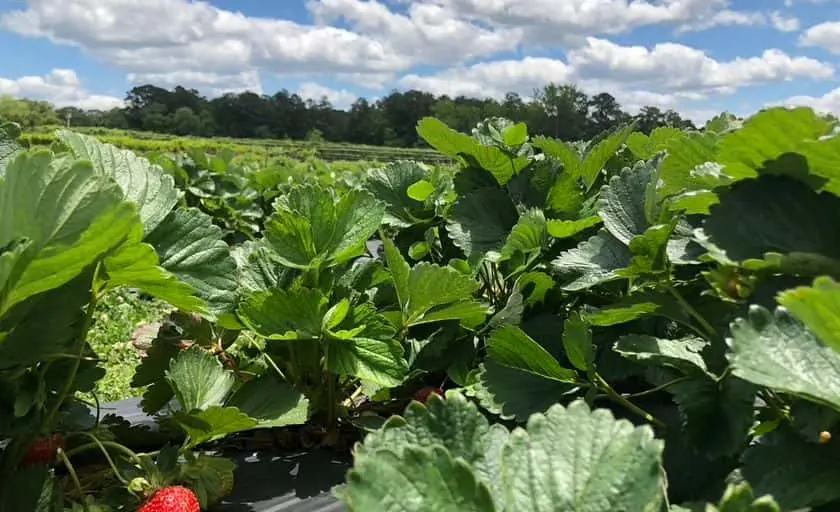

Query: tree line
[1,83,697,147]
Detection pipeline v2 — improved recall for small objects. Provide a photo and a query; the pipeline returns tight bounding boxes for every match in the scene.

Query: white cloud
[0,69,123,110]
[800,21,840,54]
[297,82,359,109]
[1,0,409,89]
[398,57,574,99]
[777,88,840,115]
[770,11,800,32]
[425,0,778,44]
[307,0,521,64]
[567,38,833,93]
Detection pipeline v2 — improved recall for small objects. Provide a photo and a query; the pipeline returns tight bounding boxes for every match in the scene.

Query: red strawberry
[414,387,444,404]
[138,486,200,512]
[21,433,65,467]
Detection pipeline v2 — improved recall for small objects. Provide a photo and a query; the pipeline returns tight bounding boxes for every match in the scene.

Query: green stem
[80,434,130,486]
[595,374,665,429]
[42,265,103,431]
[263,353,287,381]
[624,376,690,399]
[666,285,717,340]
[64,439,141,463]
[57,448,89,511]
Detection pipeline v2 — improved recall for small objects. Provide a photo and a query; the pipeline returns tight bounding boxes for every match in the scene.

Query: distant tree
[9,81,712,147]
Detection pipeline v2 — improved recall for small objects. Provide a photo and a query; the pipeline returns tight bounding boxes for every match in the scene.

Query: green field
[21,125,454,164]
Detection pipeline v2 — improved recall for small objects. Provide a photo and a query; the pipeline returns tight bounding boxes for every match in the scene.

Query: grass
[87,289,172,403]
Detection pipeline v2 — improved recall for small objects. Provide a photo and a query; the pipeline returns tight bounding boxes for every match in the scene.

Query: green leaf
[345,394,663,512]
[145,207,238,319]
[231,240,294,293]
[470,360,575,422]
[701,176,840,264]
[503,122,528,147]
[583,291,682,326]
[57,130,178,233]
[0,152,136,316]
[417,117,528,185]
[625,127,682,160]
[699,482,780,512]
[657,131,720,203]
[364,162,436,227]
[446,187,519,264]
[742,428,840,510]
[179,454,237,508]
[102,226,208,315]
[383,238,486,328]
[516,271,554,307]
[717,107,832,186]
[499,209,548,262]
[546,215,602,239]
[562,312,593,371]
[226,375,310,428]
[598,160,657,245]
[407,179,435,202]
[265,184,386,269]
[614,335,708,374]
[344,445,497,512]
[551,230,633,291]
[580,122,635,189]
[487,325,577,383]
[237,288,327,340]
[166,346,235,412]
[360,391,509,483]
[728,305,840,412]
[408,241,429,260]
[0,122,21,172]
[499,400,664,511]
[777,276,840,353]
[176,405,258,447]
[669,375,756,459]
[326,336,408,387]
[0,271,90,369]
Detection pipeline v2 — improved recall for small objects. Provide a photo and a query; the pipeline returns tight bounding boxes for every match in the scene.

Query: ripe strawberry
[21,433,65,467]
[414,386,444,404]
[138,486,200,512]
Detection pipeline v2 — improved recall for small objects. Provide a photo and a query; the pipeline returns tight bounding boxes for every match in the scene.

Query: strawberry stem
[57,447,89,512]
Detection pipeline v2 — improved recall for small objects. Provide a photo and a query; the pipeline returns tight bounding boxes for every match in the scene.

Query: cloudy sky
[0,0,839,123]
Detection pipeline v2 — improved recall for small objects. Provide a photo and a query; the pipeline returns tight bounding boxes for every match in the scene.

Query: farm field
[2,107,840,511]
[20,125,454,164]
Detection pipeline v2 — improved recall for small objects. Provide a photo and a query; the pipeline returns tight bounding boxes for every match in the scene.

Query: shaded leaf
[614,335,708,374]
[446,187,519,264]
[226,375,310,428]
[551,230,633,291]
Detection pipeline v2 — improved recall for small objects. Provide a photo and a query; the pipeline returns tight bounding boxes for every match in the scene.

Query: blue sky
[1,0,840,123]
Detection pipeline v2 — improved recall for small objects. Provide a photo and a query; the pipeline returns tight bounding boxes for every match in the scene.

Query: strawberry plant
[5,106,840,511]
